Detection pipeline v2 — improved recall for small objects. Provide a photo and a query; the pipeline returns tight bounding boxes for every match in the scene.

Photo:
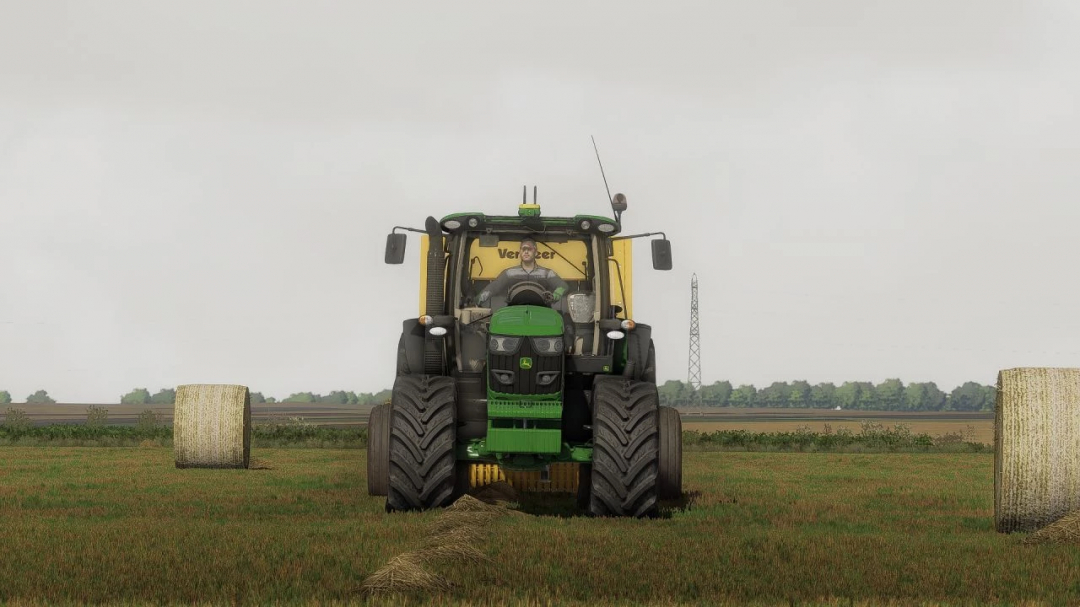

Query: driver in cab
[477,237,569,307]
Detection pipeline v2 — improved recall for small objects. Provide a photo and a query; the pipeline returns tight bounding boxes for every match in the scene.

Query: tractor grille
[489,337,563,395]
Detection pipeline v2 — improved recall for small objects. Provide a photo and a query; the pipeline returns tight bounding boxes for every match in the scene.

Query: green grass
[0,447,1076,606]
[0,422,990,452]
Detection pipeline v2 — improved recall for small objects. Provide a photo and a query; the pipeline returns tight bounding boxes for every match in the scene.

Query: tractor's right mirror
[385,233,407,264]
[651,239,672,270]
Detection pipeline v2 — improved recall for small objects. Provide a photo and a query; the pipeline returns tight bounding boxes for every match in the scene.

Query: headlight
[493,371,515,385]
[489,336,522,354]
[443,219,461,230]
[566,293,595,324]
[531,336,564,354]
[607,330,625,340]
[536,372,560,386]
[597,223,616,233]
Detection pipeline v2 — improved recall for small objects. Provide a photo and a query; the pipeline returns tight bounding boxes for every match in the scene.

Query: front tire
[386,375,457,512]
[589,378,660,518]
[658,405,682,500]
[367,402,390,496]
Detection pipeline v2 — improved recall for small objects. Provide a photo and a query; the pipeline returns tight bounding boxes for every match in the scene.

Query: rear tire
[386,375,457,512]
[588,378,660,518]
[658,406,682,500]
[367,403,390,496]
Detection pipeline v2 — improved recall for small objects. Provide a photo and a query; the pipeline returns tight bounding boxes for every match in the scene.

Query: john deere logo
[519,357,533,370]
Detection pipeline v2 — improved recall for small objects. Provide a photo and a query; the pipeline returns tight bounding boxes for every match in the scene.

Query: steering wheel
[507,281,554,306]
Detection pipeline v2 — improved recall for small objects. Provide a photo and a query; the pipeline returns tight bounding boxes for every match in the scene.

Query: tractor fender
[397,319,426,376]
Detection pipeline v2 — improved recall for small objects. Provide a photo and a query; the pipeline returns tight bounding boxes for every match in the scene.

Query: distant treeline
[1,379,997,412]
[0,388,394,406]
[659,379,997,411]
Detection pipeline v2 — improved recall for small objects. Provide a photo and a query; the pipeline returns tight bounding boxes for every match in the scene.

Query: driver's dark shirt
[480,264,568,302]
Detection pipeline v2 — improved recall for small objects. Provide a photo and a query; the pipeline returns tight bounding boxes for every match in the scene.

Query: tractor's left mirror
[651,239,673,270]
[385,233,407,264]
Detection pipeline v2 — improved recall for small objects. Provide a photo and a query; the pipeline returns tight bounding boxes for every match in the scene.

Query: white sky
[2,1,1079,402]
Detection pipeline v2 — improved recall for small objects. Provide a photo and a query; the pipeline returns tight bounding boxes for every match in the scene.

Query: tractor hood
[490,305,563,336]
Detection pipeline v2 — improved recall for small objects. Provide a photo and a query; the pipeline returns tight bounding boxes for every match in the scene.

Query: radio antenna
[591,135,613,204]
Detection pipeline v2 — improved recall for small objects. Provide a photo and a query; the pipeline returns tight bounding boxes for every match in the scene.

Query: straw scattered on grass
[1022,509,1080,545]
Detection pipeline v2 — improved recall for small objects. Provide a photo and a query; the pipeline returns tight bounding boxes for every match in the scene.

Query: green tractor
[369,190,682,517]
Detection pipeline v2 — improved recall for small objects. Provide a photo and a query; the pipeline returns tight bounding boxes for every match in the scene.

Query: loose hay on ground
[359,553,453,595]
[421,524,487,548]
[446,494,511,514]
[471,480,520,505]
[410,542,491,565]
[1022,509,1080,544]
[173,384,251,469]
[427,510,504,534]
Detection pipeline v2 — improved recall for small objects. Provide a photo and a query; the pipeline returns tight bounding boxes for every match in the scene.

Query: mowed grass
[1,447,1079,606]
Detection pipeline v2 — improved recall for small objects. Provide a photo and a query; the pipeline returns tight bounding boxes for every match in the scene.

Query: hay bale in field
[995,367,1080,533]
[173,384,251,469]
[1022,509,1080,545]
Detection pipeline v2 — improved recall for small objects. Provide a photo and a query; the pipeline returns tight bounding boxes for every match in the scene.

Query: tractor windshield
[461,235,595,314]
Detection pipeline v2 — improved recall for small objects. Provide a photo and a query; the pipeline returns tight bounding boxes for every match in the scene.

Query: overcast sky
[2,1,1079,402]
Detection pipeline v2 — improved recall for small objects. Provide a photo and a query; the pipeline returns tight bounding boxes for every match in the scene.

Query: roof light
[443,219,461,230]
[597,223,616,233]
[580,220,591,230]
[467,217,480,227]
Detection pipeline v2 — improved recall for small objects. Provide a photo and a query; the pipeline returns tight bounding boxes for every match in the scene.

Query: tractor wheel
[658,405,682,500]
[643,340,656,384]
[576,463,592,511]
[386,375,457,512]
[588,377,660,518]
[367,402,390,496]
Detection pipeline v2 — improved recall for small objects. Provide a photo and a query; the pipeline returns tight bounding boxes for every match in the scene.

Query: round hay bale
[173,384,251,469]
[995,368,1080,533]
[1022,509,1080,545]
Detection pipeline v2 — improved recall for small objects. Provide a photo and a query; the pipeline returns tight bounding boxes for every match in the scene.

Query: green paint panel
[490,305,563,336]
[486,428,563,454]
[488,399,563,419]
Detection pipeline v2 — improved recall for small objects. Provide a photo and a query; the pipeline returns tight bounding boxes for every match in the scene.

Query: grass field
[682,420,992,446]
[2,446,1078,606]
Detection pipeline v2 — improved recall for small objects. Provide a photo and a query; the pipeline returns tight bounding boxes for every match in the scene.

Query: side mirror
[611,192,627,213]
[385,233,407,264]
[651,239,672,270]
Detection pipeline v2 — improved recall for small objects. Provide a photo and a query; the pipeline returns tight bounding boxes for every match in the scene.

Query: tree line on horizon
[0,388,394,407]
[660,379,998,411]
[0,379,997,411]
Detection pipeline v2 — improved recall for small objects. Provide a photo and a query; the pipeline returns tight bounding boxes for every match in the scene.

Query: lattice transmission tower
[687,273,702,391]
